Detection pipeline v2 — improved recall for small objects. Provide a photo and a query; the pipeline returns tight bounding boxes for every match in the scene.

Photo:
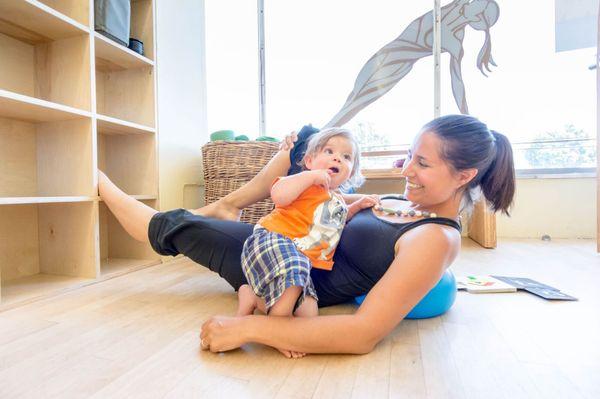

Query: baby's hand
[354,194,380,209]
[279,131,298,151]
[346,194,380,220]
[309,169,332,190]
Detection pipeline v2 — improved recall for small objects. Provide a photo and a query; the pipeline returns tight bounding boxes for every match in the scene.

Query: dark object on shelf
[128,38,144,56]
[393,158,405,168]
[95,0,131,47]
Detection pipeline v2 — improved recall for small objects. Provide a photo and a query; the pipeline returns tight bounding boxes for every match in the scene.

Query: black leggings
[149,209,252,290]
[148,209,378,307]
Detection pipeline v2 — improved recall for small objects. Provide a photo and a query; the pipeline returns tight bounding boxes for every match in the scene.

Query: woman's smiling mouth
[406,181,423,189]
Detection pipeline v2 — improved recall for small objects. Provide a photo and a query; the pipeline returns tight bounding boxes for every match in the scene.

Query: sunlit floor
[0,238,598,399]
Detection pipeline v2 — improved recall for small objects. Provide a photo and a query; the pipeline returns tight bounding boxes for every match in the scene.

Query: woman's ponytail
[480,131,515,215]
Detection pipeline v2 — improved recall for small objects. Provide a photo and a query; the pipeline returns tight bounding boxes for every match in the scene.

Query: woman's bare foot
[190,199,242,221]
[236,285,258,316]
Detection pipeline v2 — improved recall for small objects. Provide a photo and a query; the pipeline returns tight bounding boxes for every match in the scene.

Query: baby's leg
[236,284,257,316]
[294,296,318,317]
[268,286,302,317]
[268,286,307,359]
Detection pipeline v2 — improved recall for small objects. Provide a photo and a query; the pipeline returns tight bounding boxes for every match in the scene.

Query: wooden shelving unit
[0,0,160,310]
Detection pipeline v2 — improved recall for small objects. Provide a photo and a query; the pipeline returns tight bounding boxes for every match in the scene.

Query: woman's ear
[457,168,478,188]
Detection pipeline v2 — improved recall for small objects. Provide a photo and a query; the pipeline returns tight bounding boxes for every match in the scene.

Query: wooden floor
[0,238,599,399]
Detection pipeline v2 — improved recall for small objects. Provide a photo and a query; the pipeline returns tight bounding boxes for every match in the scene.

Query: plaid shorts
[241,227,318,312]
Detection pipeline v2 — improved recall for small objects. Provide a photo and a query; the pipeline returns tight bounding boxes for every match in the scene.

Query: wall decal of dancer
[325,0,500,128]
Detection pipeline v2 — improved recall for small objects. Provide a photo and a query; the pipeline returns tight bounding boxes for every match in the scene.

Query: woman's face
[400,131,471,208]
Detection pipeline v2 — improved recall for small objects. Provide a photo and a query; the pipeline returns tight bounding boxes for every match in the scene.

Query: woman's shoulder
[394,220,461,258]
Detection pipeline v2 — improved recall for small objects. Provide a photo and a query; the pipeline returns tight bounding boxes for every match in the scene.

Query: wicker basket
[202,141,280,224]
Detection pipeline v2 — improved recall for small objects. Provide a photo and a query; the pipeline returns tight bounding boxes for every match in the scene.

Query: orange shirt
[258,183,348,270]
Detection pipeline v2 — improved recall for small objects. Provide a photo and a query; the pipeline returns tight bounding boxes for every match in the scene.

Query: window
[265,1,433,148]
[205,1,597,172]
[440,0,596,171]
[205,1,259,136]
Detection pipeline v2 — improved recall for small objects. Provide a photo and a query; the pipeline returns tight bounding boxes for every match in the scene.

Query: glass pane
[205,1,259,137]
[439,0,597,169]
[265,0,434,150]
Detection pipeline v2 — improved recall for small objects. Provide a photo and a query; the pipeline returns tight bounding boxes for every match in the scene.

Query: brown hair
[422,115,515,215]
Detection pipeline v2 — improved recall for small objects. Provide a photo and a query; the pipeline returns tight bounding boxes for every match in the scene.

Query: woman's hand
[200,315,248,353]
[279,131,298,151]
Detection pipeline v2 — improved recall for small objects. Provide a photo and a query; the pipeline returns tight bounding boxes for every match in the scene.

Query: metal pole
[433,0,441,118]
[596,0,600,252]
[257,0,266,136]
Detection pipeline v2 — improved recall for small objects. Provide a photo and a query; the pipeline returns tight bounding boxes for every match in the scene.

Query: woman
[99,114,514,356]
[326,0,500,127]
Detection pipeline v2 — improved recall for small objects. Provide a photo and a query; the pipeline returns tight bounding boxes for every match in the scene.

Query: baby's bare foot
[236,285,257,316]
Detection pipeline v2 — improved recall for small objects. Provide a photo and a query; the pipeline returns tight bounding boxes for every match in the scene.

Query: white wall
[358,177,597,239]
[496,177,596,239]
[156,0,207,211]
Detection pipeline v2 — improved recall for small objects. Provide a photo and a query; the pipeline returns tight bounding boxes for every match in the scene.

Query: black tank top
[311,198,461,306]
[338,206,460,277]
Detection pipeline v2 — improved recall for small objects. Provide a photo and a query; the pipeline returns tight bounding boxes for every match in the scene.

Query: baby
[237,128,378,357]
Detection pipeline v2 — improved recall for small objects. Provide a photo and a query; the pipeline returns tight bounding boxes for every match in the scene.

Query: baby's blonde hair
[301,127,364,191]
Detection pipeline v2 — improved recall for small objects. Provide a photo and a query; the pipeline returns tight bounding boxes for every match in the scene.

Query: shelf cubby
[0,115,94,198]
[97,120,157,196]
[36,0,89,26]
[0,201,97,309]
[94,0,155,126]
[95,66,155,127]
[0,0,88,44]
[94,32,154,72]
[0,8,90,111]
[131,0,155,61]
[99,200,160,277]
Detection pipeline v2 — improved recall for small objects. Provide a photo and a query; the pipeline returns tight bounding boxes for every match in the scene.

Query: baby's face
[306,136,355,189]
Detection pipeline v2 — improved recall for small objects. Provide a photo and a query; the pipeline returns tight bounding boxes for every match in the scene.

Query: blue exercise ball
[354,269,456,319]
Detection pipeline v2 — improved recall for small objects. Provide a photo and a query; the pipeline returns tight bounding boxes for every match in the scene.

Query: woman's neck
[379,196,461,221]
[412,201,460,220]
[407,192,462,220]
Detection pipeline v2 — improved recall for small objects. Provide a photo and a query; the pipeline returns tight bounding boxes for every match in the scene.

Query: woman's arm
[200,224,459,354]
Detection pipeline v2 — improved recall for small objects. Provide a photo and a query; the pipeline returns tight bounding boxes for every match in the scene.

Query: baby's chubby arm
[271,170,332,207]
[346,194,379,220]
